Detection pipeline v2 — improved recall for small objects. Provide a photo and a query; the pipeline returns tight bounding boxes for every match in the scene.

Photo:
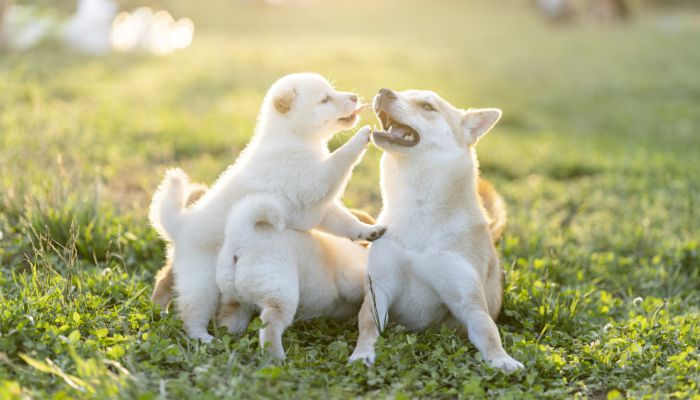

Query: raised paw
[487,355,524,372]
[352,126,372,146]
[358,225,386,242]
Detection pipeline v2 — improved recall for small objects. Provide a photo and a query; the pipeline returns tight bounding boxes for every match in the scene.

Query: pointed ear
[273,87,296,114]
[460,108,502,145]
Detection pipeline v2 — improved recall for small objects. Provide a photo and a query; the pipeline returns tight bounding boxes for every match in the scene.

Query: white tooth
[405,133,414,141]
[388,126,394,134]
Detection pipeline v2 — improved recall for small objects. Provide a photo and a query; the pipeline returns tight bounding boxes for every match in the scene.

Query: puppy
[215,195,375,358]
[149,73,385,342]
[349,88,524,371]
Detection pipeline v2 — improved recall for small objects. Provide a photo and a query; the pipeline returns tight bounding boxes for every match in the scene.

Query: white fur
[349,89,524,372]
[149,73,384,342]
[216,193,368,358]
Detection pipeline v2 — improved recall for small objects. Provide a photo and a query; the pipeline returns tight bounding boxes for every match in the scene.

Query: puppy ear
[460,108,502,145]
[273,87,296,114]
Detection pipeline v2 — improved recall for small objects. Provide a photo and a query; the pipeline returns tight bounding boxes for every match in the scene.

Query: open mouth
[338,104,367,123]
[372,109,420,147]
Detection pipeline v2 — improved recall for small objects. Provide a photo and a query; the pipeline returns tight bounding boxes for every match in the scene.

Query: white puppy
[149,73,385,342]
[349,88,524,371]
[216,195,374,358]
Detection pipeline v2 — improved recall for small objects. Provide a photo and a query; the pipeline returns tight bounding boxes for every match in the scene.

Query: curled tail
[478,178,507,242]
[149,168,191,241]
[218,194,287,273]
[224,194,287,240]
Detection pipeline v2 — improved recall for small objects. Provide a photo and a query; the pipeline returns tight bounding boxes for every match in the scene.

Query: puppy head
[264,73,364,139]
[371,88,501,161]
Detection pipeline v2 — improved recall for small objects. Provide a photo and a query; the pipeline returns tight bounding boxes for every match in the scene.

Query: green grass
[1,0,699,398]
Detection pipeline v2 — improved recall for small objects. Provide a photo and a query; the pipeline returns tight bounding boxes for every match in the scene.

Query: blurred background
[0,0,698,250]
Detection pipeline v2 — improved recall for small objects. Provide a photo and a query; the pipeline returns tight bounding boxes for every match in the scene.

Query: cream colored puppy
[215,195,374,358]
[349,88,524,371]
[149,73,385,342]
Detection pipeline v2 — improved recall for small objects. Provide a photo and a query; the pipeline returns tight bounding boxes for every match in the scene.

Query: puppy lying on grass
[349,88,523,371]
[149,73,385,342]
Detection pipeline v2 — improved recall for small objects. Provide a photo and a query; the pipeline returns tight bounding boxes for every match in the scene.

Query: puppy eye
[421,102,436,112]
[321,95,332,104]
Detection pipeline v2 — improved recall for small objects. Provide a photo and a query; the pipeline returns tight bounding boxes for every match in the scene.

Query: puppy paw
[351,126,372,148]
[487,355,524,372]
[219,312,249,334]
[348,349,376,365]
[190,332,215,344]
[357,225,387,242]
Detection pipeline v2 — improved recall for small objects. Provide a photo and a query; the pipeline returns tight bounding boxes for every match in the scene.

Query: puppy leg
[348,209,376,225]
[320,126,371,196]
[414,254,523,372]
[349,288,391,365]
[319,202,386,242]
[218,297,253,334]
[349,240,400,365]
[174,249,219,343]
[258,298,297,359]
[151,260,175,310]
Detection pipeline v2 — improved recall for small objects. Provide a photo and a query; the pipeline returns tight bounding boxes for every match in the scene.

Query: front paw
[351,126,372,148]
[357,225,387,242]
[487,355,524,372]
[349,348,376,365]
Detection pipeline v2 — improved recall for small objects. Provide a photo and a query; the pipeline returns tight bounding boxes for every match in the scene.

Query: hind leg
[151,260,175,310]
[173,249,219,342]
[240,259,298,359]
[413,253,523,371]
[218,297,254,334]
[258,298,297,359]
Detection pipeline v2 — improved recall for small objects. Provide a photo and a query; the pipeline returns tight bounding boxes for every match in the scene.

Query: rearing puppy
[349,88,523,371]
[149,73,386,342]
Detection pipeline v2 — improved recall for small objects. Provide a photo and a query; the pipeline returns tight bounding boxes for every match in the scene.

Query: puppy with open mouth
[349,88,523,371]
[148,73,386,342]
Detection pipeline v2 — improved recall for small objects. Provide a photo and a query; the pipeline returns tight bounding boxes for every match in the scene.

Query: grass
[1,0,699,398]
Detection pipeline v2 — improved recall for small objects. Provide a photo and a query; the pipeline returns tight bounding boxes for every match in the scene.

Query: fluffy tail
[478,178,507,242]
[149,168,191,241]
[224,194,287,240]
[217,194,287,273]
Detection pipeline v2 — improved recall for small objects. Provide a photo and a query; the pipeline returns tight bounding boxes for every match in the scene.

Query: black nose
[349,94,358,103]
[379,88,397,100]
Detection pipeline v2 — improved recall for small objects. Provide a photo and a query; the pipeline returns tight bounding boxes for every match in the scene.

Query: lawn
[1,0,699,398]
